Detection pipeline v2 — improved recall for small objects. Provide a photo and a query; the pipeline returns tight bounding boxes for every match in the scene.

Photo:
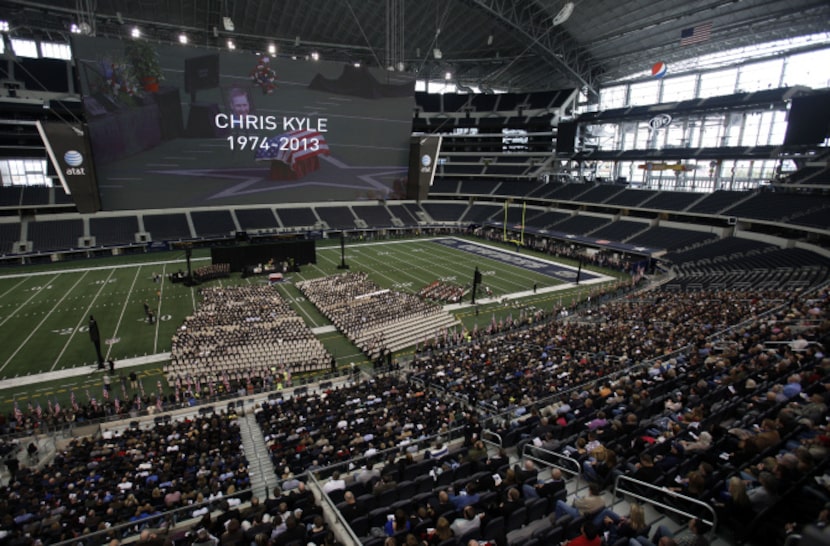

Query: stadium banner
[36,120,101,213]
[407,135,442,201]
[71,36,416,210]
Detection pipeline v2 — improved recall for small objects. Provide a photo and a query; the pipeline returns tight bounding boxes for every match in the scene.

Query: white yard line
[1,271,89,375]
[0,274,61,330]
[0,257,210,280]
[0,277,29,300]
[275,283,320,327]
[51,268,117,371]
[105,266,143,362]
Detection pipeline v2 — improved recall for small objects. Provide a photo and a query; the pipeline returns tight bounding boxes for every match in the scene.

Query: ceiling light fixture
[433,48,442,59]
[179,33,188,44]
[227,39,235,50]
[222,17,235,32]
[131,27,141,38]
[268,43,276,55]
[553,2,575,26]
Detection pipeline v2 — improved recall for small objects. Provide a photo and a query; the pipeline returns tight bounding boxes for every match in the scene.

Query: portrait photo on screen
[224,86,255,117]
[71,36,416,211]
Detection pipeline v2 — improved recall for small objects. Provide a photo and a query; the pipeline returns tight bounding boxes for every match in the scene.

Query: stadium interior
[0,1,829,546]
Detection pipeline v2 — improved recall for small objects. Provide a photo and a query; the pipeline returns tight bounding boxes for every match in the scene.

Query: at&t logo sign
[64,150,86,176]
[420,154,432,173]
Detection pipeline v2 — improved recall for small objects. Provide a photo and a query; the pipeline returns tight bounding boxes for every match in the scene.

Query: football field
[0,236,622,410]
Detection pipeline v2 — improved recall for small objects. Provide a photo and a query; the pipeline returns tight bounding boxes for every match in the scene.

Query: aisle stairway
[239,411,278,499]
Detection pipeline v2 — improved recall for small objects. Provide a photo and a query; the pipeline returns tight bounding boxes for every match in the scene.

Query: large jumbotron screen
[71,37,416,210]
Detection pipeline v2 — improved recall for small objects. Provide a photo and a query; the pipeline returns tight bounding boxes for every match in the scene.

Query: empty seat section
[316,207,356,229]
[235,208,278,231]
[462,204,501,223]
[20,187,50,206]
[590,220,647,240]
[492,180,543,196]
[459,180,500,195]
[643,191,702,211]
[143,213,190,241]
[354,205,395,227]
[191,210,236,238]
[628,226,717,251]
[421,203,467,222]
[89,216,139,246]
[387,204,420,225]
[604,189,658,207]
[0,222,21,253]
[277,208,318,228]
[554,215,610,235]
[28,218,84,251]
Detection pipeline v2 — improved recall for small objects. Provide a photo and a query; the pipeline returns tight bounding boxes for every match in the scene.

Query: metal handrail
[308,471,363,546]
[47,485,257,546]
[522,443,584,492]
[613,474,718,539]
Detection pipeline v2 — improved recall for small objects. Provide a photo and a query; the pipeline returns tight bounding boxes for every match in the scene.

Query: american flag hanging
[680,22,712,46]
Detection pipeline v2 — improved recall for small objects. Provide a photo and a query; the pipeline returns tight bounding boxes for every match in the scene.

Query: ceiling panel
[0,0,827,92]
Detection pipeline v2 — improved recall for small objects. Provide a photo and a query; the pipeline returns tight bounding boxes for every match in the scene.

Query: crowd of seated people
[172,481,331,546]
[192,263,231,283]
[168,285,331,387]
[402,285,828,543]
[297,272,441,339]
[1,253,828,546]
[254,374,470,479]
[410,288,793,411]
[417,281,467,304]
[0,409,248,546]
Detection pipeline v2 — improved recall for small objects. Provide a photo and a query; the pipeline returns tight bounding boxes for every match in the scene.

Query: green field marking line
[0,271,89,375]
[104,266,143,363]
[0,273,61,329]
[51,268,118,371]
[154,264,167,354]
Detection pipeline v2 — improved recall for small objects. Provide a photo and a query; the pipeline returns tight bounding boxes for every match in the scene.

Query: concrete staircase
[239,412,279,500]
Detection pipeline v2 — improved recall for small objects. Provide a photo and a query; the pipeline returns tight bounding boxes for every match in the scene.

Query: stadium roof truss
[0,0,828,92]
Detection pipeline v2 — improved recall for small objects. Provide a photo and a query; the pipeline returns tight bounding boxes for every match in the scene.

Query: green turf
[0,236,626,413]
